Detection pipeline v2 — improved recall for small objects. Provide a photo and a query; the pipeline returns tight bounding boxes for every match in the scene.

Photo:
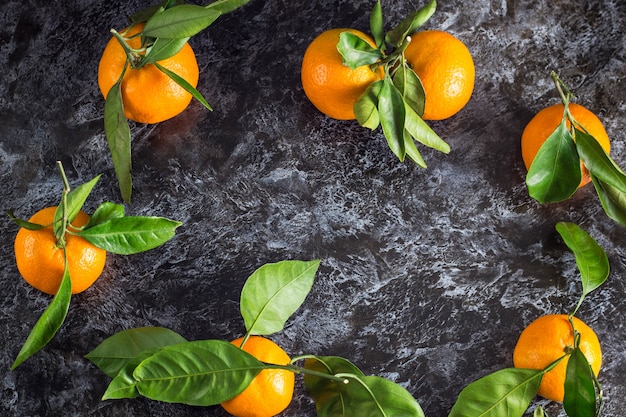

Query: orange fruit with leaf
[14,206,106,295]
[521,103,611,188]
[220,336,295,417]
[513,314,602,402]
[404,30,475,121]
[98,22,200,124]
[301,28,384,120]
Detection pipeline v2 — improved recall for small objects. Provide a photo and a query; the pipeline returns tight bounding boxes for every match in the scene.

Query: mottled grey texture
[1,0,625,416]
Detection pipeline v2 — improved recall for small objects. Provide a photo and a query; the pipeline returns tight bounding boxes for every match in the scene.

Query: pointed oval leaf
[142,5,221,39]
[355,80,383,130]
[526,119,580,203]
[241,260,320,335]
[86,327,187,378]
[79,216,181,255]
[555,222,609,299]
[133,339,263,406]
[592,175,626,227]
[448,368,543,417]
[130,0,184,24]
[378,78,406,161]
[7,210,46,230]
[12,265,72,369]
[385,0,436,47]
[332,375,425,417]
[304,355,365,415]
[563,347,598,417]
[576,128,626,194]
[369,0,384,49]
[393,65,425,117]
[337,32,383,69]
[104,74,132,203]
[404,101,449,154]
[87,202,125,228]
[404,129,427,168]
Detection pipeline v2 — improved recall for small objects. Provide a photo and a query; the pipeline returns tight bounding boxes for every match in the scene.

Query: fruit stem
[278,363,350,384]
[110,28,145,69]
[54,161,71,248]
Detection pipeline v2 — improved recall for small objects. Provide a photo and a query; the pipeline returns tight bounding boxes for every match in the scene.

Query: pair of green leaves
[86,259,425,416]
[448,222,607,417]
[526,73,626,228]
[9,162,182,369]
[104,0,249,202]
[338,0,450,167]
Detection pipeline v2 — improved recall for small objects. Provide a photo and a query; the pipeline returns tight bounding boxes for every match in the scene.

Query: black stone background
[1,0,625,416]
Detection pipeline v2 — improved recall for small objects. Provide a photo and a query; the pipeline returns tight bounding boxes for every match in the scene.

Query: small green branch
[55,161,71,248]
[267,358,349,384]
[110,28,145,69]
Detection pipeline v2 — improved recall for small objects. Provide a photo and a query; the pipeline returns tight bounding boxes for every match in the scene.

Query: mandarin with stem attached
[301,28,384,120]
[521,103,611,188]
[404,30,475,121]
[14,206,106,295]
[98,22,199,124]
[220,336,294,417]
[513,314,602,402]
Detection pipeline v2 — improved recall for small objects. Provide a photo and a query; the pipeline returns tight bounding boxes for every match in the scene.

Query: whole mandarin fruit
[14,206,106,295]
[404,30,475,121]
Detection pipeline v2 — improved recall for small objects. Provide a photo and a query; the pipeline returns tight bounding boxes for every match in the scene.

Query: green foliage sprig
[104,0,249,202]
[448,222,607,417]
[8,161,182,369]
[337,0,451,167]
[527,72,626,228]
[86,259,425,416]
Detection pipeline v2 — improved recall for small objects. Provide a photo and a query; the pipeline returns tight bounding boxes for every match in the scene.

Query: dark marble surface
[1,0,626,416]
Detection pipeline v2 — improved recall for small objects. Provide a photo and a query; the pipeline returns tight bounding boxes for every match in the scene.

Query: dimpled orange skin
[301,28,384,120]
[14,207,106,295]
[513,314,602,402]
[220,336,294,417]
[404,30,475,121]
[98,23,199,124]
[521,103,611,188]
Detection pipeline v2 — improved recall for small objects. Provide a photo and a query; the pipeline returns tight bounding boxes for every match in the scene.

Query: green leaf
[576,128,626,195]
[337,32,383,69]
[11,262,72,369]
[205,0,250,14]
[369,0,384,49]
[393,65,425,117]
[86,202,125,228]
[53,174,101,237]
[78,216,182,255]
[141,37,189,65]
[592,174,626,228]
[7,210,46,230]
[130,0,184,24]
[241,260,320,335]
[404,101,449,153]
[385,0,436,47]
[155,62,212,110]
[403,129,427,168]
[85,327,187,378]
[355,80,382,130]
[142,5,221,39]
[378,78,406,161]
[533,406,549,417]
[304,356,424,417]
[563,348,597,417]
[102,350,155,400]
[555,222,609,316]
[304,356,365,415]
[104,72,132,203]
[448,368,543,417]
[526,119,580,203]
[132,339,263,406]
